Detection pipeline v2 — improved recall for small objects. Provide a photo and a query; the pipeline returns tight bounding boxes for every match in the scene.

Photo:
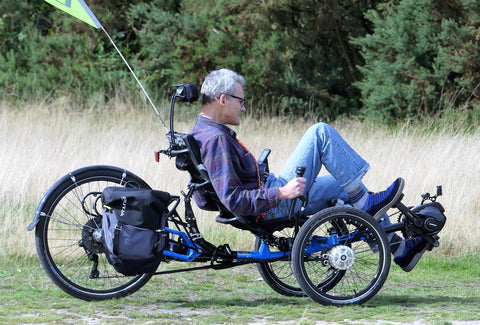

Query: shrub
[128,0,383,120]
[352,0,480,124]
[0,0,142,104]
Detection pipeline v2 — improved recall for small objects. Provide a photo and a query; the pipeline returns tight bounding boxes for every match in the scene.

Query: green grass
[1,254,479,324]
[2,101,480,324]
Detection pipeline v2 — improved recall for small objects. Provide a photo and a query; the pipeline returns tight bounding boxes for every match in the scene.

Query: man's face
[219,82,246,126]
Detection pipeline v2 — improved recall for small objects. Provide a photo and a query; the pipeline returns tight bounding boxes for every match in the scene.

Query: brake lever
[420,185,443,204]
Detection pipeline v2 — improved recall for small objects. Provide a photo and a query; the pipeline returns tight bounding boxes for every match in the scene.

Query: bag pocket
[114,223,161,260]
[102,204,166,276]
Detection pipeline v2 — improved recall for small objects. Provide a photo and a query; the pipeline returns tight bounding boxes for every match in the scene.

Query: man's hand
[278,177,306,200]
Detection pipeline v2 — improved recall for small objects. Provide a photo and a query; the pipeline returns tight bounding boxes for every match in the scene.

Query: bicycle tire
[254,227,305,297]
[34,165,155,301]
[291,206,391,306]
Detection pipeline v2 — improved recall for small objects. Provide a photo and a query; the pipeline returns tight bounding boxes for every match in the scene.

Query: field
[1,97,480,324]
[1,97,479,257]
[1,255,479,324]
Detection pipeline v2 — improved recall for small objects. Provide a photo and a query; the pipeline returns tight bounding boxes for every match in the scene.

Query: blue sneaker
[393,237,429,272]
[363,178,405,219]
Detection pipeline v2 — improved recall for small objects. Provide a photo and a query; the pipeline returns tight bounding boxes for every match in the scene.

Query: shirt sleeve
[200,134,279,216]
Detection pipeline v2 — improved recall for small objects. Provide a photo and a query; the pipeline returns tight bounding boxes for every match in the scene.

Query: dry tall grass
[1,97,479,260]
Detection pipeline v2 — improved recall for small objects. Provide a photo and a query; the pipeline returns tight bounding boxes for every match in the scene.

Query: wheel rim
[293,208,390,305]
[256,227,304,296]
[38,173,151,298]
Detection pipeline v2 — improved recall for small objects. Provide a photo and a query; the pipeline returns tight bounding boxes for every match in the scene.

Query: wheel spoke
[292,207,391,305]
[34,166,153,300]
[255,226,305,297]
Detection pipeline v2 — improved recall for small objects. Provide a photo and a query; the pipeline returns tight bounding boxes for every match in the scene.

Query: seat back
[173,133,295,235]
[174,134,235,214]
[172,133,278,233]
[174,133,210,186]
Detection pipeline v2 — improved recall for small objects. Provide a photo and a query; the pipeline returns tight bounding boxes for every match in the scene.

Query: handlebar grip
[289,166,307,221]
[296,166,306,178]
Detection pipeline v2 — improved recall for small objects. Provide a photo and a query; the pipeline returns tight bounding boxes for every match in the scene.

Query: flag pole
[43,0,169,131]
[101,27,169,132]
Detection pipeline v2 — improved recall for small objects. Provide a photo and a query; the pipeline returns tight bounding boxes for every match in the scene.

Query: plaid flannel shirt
[190,115,279,216]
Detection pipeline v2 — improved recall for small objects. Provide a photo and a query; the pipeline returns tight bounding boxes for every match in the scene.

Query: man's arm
[201,135,279,216]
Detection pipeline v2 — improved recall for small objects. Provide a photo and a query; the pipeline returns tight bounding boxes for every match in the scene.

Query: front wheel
[254,226,305,297]
[34,166,155,301]
[291,207,391,306]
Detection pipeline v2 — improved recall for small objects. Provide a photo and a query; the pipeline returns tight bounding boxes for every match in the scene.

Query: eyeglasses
[226,94,245,107]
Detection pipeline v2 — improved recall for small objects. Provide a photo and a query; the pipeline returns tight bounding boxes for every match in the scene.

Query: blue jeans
[264,123,370,220]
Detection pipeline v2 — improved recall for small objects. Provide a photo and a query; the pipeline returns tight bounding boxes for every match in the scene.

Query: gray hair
[201,69,245,104]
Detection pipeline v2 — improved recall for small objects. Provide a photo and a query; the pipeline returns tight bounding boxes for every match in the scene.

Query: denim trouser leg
[264,123,370,220]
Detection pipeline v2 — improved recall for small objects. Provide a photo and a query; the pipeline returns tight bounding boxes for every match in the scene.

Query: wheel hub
[80,217,104,254]
[325,245,355,270]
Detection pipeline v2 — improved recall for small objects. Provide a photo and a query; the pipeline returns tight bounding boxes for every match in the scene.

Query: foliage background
[1,0,480,124]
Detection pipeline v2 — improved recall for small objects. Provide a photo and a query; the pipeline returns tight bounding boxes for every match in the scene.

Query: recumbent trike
[27,84,446,306]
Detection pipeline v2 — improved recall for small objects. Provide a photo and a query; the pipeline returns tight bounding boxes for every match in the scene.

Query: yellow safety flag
[44,0,102,29]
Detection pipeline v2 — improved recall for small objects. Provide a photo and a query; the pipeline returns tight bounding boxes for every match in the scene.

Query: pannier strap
[113,222,122,256]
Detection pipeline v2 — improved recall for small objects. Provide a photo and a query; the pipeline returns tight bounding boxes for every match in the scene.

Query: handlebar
[289,166,306,221]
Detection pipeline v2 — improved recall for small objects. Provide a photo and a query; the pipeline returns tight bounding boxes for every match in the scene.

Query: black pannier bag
[101,187,171,276]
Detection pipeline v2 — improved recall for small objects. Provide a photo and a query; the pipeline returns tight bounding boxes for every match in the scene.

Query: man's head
[200,69,246,126]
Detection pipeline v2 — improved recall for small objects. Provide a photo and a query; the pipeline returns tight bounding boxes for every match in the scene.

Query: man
[190,68,428,272]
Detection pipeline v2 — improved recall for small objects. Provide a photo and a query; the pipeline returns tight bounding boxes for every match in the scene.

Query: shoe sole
[372,178,405,220]
[401,243,430,272]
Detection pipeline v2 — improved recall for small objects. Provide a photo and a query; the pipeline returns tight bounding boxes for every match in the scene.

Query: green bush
[0,0,142,104]
[128,0,382,120]
[1,0,381,118]
[2,0,480,125]
[352,0,480,124]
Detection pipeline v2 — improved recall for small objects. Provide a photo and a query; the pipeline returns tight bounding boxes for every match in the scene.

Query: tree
[128,0,383,119]
[0,0,143,103]
[352,0,480,123]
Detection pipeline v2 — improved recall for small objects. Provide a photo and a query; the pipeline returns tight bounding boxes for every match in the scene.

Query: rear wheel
[291,207,391,306]
[34,166,155,301]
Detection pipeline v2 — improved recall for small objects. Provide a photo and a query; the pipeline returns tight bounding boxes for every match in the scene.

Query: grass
[0,254,479,324]
[1,97,480,323]
[1,97,479,258]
